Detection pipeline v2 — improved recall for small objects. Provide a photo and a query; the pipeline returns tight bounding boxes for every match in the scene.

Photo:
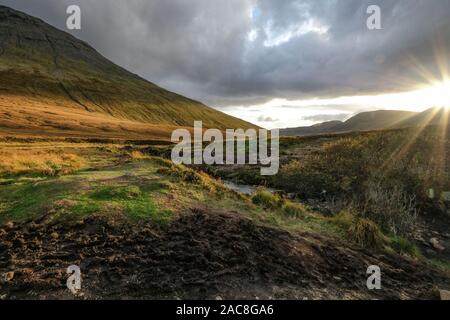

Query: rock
[51,232,59,240]
[215,296,223,300]
[441,191,450,202]
[430,238,445,251]
[3,271,14,283]
[440,290,450,300]
[4,221,14,230]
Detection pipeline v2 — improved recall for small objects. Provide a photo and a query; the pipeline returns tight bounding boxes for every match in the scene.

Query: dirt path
[1,208,449,300]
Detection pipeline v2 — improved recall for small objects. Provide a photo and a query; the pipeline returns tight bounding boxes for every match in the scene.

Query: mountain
[0,5,256,140]
[337,110,417,132]
[395,107,450,129]
[281,110,420,136]
[281,120,343,136]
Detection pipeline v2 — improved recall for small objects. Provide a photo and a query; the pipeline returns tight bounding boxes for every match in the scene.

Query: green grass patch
[90,185,142,201]
[71,196,103,217]
[78,185,173,223]
[388,236,421,257]
[0,180,72,223]
[428,259,450,274]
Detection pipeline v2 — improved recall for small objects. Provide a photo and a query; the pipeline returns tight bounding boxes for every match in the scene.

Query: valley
[0,4,449,301]
[1,129,449,299]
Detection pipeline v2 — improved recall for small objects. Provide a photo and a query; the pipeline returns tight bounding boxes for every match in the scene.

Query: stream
[223,180,276,195]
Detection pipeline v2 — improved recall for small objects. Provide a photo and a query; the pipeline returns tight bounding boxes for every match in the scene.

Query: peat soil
[1,208,449,300]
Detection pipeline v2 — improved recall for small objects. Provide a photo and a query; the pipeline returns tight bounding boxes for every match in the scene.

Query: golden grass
[128,150,146,160]
[252,188,283,209]
[0,149,85,176]
[0,95,186,141]
[281,202,307,218]
[156,162,229,194]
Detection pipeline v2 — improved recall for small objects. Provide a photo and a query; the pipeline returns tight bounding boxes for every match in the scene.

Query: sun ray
[379,30,450,176]
[380,107,442,171]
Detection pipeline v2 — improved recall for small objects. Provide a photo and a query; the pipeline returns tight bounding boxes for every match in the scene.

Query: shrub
[281,202,306,218]
[157,162,227,193]
[348,217,384,249]
[330,211,354,229]
[331,211,384,249]
[157,165,201,183]
[252,188,283,209]
[276,159,341,198]
[360,182,418,236]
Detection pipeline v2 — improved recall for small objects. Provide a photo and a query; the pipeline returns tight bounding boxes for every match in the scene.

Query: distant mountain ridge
[395,107,450,129]
[280,108,449,136]
[0,5,257,140]
[281,120,343,136]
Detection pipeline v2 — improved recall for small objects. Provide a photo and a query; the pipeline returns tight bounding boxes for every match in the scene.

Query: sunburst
[380,36,449,184]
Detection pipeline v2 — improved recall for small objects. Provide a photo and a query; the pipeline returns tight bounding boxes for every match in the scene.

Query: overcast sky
[1,0,449,128]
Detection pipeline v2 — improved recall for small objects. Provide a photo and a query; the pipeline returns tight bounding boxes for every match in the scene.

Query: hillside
[0,5,256,140]
[281,110,418,136]
[338,110,417,131]
[396,107,450,129]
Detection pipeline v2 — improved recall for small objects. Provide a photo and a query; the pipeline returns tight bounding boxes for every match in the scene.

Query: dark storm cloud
[1,0,449,108]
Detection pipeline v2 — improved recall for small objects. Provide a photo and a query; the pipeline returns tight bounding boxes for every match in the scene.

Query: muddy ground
[1,208,449,300]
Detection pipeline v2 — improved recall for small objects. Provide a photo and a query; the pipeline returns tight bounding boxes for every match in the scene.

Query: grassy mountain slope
[396,107,450,129]
[0,5,257,139]
[281,110,417,137]
[339,110,417,131]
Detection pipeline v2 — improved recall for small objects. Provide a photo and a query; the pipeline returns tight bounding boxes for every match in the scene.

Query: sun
[428,81,450,107]
[411,81,450,110]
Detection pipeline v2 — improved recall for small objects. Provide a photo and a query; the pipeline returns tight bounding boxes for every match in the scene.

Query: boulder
[440,290,450,300]
[2,271,14,283]
[430,238,445,251]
